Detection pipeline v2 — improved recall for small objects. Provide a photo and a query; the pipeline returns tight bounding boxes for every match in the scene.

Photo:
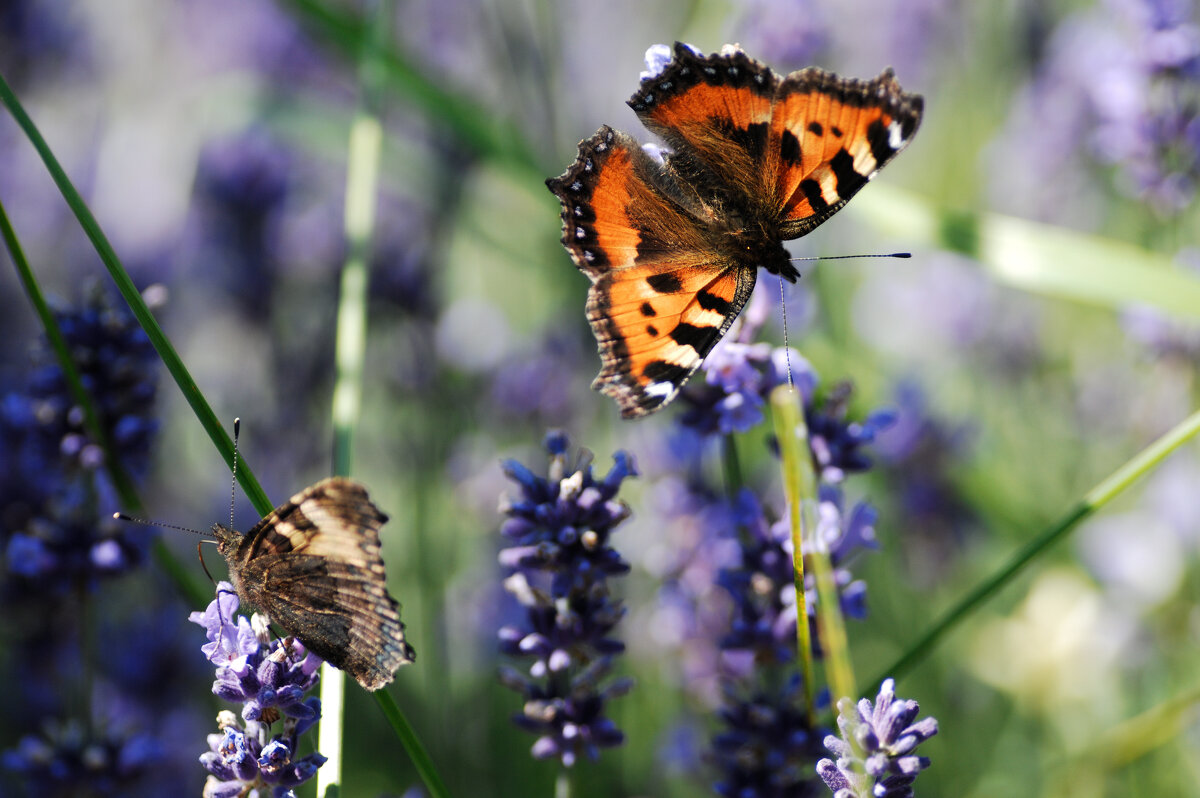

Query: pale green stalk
[319,2,383,795]
[770,385,856,713]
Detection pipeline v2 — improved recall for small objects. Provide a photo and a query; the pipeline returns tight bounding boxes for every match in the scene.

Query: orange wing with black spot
[769,67,922,236]
[546,127,756,417]
[630,43,922,238]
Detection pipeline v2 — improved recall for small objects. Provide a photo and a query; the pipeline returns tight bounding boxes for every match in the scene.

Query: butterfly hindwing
[242,552,413,692]
[547,126,754,417]
[219,477,414,691]
[589,260,756,416]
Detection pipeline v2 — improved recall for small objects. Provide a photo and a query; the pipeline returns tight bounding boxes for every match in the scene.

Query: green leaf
[852,183,1200,322]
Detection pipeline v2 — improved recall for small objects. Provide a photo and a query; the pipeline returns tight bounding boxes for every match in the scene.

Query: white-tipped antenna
[788,251,911,263]
[776,252,910,390]
[229,417,241,532]
[111,512,211,538]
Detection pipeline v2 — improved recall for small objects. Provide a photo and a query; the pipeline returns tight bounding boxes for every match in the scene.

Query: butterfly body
[213,476,414,691]
[547,43,923,417]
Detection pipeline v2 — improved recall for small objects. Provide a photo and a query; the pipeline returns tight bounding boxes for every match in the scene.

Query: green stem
[319,2,387,795]
[721,433,745,496]
[770,386,820,714]
[1069,680,1200,769]
[0,70,273,519]
[555,769,572,798]
[374,691,451,798]
[279,0,542,172]
[869,407,1200,692]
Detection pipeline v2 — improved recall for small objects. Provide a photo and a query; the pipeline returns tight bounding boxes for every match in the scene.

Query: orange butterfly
[547,43,923,418]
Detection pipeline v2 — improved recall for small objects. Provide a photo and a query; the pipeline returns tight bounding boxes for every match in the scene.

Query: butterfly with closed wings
[119,419,414,691]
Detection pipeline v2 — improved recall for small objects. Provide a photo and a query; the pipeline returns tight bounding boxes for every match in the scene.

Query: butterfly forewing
[629,43,781,216]
[215,477,414,691]
[771,68,923,237]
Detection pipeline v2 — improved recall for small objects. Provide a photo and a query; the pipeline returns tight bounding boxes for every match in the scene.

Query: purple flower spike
[816,679,938,798]
[498,431,634,767]
[191,583,325,794]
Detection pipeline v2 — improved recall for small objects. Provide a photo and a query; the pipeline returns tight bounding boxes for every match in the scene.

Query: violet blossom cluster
[189,583,326,797]
[817,679,939,798]
[497,431,636,766]
[2,288,159,597]
[639,272,914,794]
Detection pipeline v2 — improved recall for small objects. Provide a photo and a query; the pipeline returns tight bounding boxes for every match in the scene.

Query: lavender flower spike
[498,430,637,767]
[816,679,938,798]
[190,583,325,796]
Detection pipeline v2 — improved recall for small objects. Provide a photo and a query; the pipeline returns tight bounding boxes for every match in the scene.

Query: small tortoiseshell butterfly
[212,477,415,691]
[547,43,923,418]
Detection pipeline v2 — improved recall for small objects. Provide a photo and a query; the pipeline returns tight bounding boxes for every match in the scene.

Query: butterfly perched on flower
[547,43,923,418]
[212,476,415,691]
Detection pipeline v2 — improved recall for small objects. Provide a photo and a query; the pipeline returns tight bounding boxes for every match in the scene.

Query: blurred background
[1,0,1199,795]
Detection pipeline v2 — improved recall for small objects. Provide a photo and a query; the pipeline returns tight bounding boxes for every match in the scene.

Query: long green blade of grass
[0,69,273,519]
[870,407,1200,692]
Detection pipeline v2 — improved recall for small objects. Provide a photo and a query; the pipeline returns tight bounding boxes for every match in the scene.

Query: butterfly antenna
[774,253,911,389]
[778,276,794,391]
[112,512,213,538]
[787,251,911,263]
[230,417,241,531]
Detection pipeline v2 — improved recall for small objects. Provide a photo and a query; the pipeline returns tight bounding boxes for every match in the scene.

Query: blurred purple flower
[991,0,1200,218]
[817,679,938,798]
[183,128,296,316]
[1,718,161,798]
[489,329,588,424]
[874,380,978,584]
[712,673,826,798]
[678,337,810,438]
[718,489,877,671]
[730,0,831,69]
[497,431,636,766]
[807,383,895,485]
[189,583,325,796]
[1122,249,1200,362]
[0,0,91,85]
[1,288,159,596]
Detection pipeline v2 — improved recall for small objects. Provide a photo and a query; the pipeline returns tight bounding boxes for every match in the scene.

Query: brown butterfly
[547,43,923,417]
[210,476,415,691]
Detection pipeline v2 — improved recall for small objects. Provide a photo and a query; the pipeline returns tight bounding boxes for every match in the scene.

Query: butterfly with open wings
[547,43,923,418]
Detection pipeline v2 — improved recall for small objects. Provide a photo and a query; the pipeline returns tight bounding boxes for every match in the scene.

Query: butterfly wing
[233,477,414,691]
[630,43,923,239]
[629,43,781,222]
[547,126,756,418]
[769,67,923,237]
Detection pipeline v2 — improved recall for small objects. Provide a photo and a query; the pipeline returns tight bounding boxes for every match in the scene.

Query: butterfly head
[210,523,241,557]
[740,233,800,282]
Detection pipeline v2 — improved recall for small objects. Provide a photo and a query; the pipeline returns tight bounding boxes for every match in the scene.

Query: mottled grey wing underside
[231,477,415,691]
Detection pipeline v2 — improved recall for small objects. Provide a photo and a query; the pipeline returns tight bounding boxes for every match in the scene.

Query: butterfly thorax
[731,227,800,282]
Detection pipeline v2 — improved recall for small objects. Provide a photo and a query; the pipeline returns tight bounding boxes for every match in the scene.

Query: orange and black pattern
[548,43,923,418]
